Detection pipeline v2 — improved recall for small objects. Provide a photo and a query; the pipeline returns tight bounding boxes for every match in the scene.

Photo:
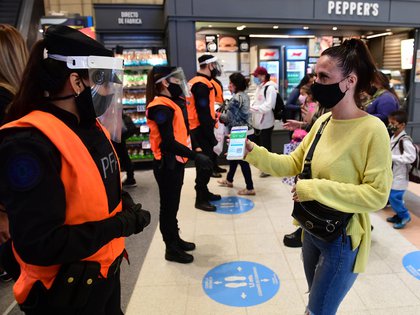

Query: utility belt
[20,252,124,311]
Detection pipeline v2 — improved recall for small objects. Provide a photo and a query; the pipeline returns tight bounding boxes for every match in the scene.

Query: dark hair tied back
[322,38,377,106]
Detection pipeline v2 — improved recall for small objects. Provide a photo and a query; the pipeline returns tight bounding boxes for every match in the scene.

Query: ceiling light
[385,28,391,32]
[236,25,246,31]
[208,25,213,28]
[303,26,309,30]
[366,32,393,39]
[250,34,315,39]
[332,27,338,31]
[273,25,279,29]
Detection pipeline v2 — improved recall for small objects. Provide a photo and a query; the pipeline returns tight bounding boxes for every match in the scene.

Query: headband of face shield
[48,54,124,142]
[199,56,222,77]
[155,67,191,98]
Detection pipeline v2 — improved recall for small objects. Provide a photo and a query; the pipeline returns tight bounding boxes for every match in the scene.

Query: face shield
[199,56,222,77]
[155,67,191,98]
[48,54,124,142]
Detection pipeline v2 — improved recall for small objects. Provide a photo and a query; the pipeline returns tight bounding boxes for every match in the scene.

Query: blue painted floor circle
[202,261,280,307]
[210,196,254,214]
[403,251,420,280]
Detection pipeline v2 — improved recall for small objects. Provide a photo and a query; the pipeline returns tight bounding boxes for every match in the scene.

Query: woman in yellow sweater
[244,39,392,315]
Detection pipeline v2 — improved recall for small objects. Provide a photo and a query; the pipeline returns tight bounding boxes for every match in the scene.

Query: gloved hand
[115,204,151,237]
[195,153,213,171]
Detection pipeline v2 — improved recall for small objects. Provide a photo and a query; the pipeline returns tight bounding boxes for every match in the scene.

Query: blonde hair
[0,24,28,95]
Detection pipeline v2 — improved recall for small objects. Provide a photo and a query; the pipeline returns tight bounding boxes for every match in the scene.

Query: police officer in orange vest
[188,55,223,211]
[0,25,150,314]
[146,66,212,263]
[210,75,228,177]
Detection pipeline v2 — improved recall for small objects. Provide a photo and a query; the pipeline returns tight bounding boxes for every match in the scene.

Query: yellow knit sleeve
[296,122,392,213]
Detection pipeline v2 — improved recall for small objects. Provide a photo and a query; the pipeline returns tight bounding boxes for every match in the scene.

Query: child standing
[387,110,417,229]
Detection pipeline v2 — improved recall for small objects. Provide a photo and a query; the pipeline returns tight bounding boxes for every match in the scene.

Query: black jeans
[153,160,185,245]
[226,160,254,190]
[193,140,213,200]
[253,126,274,152]
[112,140,134,179]
[22,270,122,315]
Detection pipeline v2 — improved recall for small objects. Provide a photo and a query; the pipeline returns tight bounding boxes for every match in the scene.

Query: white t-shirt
[250,81,277,130]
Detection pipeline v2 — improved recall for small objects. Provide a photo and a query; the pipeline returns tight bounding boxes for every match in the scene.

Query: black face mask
[210,68,219,79]
[167,83,183,99]
[92,92,115,117]
[75,85,97,124]
[311,78,348,109]
[368,86,378,96]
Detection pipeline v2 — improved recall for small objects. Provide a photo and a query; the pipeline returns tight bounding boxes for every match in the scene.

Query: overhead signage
[211,196,254,215]
[203,261,280,307]
[118,11,142,25]
[328,1,379,16]
[314,0,389,22]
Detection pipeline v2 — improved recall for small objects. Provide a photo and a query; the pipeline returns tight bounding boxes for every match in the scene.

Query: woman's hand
[226,137,254,157]
[283,120,303,131]
[291,185,300,202]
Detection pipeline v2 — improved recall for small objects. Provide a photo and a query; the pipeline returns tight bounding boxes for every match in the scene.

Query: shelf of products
[117,49,167,162]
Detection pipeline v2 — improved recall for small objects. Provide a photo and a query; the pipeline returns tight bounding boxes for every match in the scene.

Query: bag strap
[264,85,268,98]
[301,115,331,179]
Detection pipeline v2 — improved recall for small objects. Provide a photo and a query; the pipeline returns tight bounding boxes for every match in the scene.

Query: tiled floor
[126,166,420,315]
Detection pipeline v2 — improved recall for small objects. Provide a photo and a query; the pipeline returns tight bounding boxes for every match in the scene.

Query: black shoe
[215,166,227,173]
[211,172,222,178]
[122,177,137,187]
[195,200,217,212]
[386,215,400,223]
[207,192,221,201]
[178,238,196,251]
[165,244,194,264]
[283,228,303,248]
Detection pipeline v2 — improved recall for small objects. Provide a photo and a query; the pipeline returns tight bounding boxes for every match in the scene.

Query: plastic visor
[90,68,124,143]
[156,67,191,97]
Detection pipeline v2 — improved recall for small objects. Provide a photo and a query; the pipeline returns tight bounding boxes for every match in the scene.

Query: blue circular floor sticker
[403,251,420,280]
[211,196,254,214]
[202,261,280,307]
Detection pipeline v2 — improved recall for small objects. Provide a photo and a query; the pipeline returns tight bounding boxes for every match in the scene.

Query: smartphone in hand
[227,126,248,160]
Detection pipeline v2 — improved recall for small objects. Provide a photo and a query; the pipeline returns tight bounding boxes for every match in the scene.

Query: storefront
[94,4,168,163]
[165,0,420,141]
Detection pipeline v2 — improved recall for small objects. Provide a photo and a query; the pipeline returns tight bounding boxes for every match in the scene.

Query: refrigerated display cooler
[284,46,308,98]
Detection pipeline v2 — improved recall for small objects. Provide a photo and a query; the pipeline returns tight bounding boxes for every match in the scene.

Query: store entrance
[195,22,415,107]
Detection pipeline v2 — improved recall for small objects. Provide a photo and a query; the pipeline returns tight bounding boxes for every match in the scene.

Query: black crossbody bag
[292,116,353,242]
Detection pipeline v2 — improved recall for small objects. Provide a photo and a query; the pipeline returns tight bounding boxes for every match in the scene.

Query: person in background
[217,73,255,195]
[386,110,416,229]
[298,85,318,127]
[243,39,392,315]
[365,71,399,126]
[188,55,222,211]
[146,66,213,263]
[112,113,137,187]
[284,73,316,122]
[0,25,151,313]
[250,66,277,177]
[210,74,227,177]
[0,24,28,283]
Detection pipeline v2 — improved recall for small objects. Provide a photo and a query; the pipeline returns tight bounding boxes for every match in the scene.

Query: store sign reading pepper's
[328,1,379,16]
[118,11,142,25]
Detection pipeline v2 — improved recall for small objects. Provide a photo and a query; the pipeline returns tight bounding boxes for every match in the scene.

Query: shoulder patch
[7,153,43,191]
[155,110,169,125]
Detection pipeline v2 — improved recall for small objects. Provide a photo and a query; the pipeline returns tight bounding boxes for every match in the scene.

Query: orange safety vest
[0,110,125,304]
[187,75,216,131]
[147,96,191,163]
[211,79,224,105]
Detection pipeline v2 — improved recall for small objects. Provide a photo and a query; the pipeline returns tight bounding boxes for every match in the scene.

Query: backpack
[396,135,420,183]
[264,85,285,121]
